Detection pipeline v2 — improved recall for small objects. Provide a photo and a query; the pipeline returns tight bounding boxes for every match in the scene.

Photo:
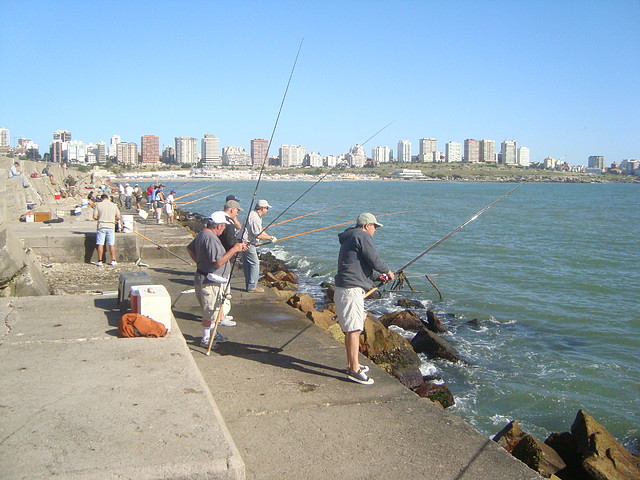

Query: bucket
[55,194,61,200]
[121,214,134,233]
[81,199,89,207]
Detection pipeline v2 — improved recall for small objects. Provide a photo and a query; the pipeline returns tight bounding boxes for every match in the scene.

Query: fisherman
[133,184,142,210]
[165,189,176,224]
[8,161,28,188]
[154,185,165,224]
[42,164,55,184]
[146,184,154,210]
[124,183,134,210]
[225,195,243,231]
[118,182,126,208]
[187,211,248,349]
[241,199,277,293]
[92,193,121,266]
[214,198,244,327]
[335,213,394,385]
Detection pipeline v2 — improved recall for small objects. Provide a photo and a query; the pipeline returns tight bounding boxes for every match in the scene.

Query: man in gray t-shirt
[92,194,121,266]
[241,199,277,292]
[187,211,247,348]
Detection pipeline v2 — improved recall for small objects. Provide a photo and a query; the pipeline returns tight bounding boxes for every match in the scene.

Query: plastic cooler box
[130,285,172,331]
[118,271,153,312]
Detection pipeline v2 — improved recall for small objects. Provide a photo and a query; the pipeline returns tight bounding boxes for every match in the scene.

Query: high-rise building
[175,137,198,166]
[397,140,411,163]
[222,146,251,166]
[66,140,86,163]
[279,145,307,167]
[304,152,324,167]
[116,142,138,165]
[108,135,121,158]
[588,155,605,170]
[446,142,462,163]
[96,141,106,164]
[480,139,495,163]
[464,139,480,163]
[141,135,160,165]
[419,138,437,162]
[53,130,72,142]
[346,144,366,167]
[162,145,175,164]
[517,146,530,167]
[372,146,392,164]
[251,139,269,167]
[0,126,10,148]
[501,140,518,165]
[201,134,221,167]
[50,140,64,163]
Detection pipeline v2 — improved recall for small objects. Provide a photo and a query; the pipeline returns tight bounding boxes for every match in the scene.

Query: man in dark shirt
[335,213,394,385]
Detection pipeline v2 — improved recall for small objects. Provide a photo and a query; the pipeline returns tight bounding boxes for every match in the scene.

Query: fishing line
[261,120,395,232]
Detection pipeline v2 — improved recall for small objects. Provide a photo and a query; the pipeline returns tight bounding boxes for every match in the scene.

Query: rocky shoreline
[245,246,639,480]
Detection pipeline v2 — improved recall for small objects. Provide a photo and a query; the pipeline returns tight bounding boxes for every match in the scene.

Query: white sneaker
[92,261,103,267]
[109,260,118,266]
[219,317,236,327]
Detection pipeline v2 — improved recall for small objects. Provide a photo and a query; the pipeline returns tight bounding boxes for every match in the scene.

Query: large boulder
[378,310,423,331]
[389,364,424,389]
[545,432,589,479]
[360,316,421,368]
[413,382,455,408]
[286,293,316,314]
[422,309,448,333]
[396,297,424,309]
[306,309,337,329]
[493,420,527,453]
[511,434,566,478]
[571,410,640,480]
[410,327,460,363]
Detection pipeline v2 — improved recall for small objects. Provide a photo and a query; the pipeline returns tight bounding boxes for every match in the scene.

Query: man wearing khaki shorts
[335,213,394,385]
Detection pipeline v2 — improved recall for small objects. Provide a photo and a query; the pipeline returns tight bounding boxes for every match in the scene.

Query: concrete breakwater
[1,155,547,479]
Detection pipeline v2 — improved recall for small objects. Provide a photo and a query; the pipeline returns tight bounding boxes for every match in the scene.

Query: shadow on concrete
[190,339,346,381]
[94,297,123,336]
[148,267,192,277]
[454,437,496,480]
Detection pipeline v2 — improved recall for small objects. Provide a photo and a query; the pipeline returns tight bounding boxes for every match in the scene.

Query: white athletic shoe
[219,317,236,327]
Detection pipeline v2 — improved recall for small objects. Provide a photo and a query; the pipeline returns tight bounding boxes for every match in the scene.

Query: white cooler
[130,285,172,331]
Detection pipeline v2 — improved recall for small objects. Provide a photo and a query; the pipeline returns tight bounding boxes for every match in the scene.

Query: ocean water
[164,178,639,451]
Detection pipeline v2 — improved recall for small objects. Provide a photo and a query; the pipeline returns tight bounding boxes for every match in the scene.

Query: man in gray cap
[241,199,277,292]
[335,213,394,385]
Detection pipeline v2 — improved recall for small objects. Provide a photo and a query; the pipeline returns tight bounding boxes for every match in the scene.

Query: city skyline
[2,1,638,166]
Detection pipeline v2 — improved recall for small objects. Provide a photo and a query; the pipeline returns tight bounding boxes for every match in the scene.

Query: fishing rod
[174,185,210,201]
[257,211,412,246]
[205,39,304,356]
[178,189,229,207]
[260,120,395,233]
[365,183,524,298]
[265,205,339,229]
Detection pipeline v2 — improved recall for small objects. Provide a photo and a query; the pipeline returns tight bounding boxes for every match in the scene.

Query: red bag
[118,313,168,338]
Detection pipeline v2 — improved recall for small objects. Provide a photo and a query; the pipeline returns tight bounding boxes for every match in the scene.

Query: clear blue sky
[2,0,638,165]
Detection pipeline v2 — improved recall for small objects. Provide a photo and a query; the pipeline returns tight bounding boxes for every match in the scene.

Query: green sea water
[167,179,639,451]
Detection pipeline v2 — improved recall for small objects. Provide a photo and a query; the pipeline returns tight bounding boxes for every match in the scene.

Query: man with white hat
[335,213,394,385]
[187,211,248,348]
[241,199,277,292]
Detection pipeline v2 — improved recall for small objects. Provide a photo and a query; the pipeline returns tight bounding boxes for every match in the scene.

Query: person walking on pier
[335,213,394,385]
[187,211,248,348]
[241,199,277,293]
[92,193,121,266]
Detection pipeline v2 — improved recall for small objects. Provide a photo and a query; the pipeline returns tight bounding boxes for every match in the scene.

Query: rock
[378,310,423,331]
[286,293,316,314]
[388,364,424,389]
[465,318,481,327]
[271,280,298,291]
[414,382,455,408]
[493,420,526,453]
[396,297,423,309]
[306,309,337,329]
[545,432,588,479]
[326,323,344,343]
[422,309,448,333]
[360,317,421,368]
[410,327,460,363]
[272,269,298,284]
[571,409,640,480]
[321,282,334,302]
[511,433,566,478]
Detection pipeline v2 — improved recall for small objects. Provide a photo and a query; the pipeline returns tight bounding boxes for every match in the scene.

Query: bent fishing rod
[365,183,524,298]
[260,120,395,233]
[206,39,304,356]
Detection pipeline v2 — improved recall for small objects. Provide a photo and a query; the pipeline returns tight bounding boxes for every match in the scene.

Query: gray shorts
[334,286,365,332]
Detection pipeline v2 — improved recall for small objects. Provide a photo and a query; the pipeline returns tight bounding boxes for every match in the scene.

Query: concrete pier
[0,157,541,479]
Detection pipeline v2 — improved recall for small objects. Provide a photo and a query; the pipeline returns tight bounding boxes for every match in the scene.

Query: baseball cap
[226,194,240,202]
[209,211,230,224]
[224,199,243,211]
[256,199,271,209]
[356,213,383,228]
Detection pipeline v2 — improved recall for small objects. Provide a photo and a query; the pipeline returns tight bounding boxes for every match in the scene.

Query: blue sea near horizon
[162,178,639,452]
